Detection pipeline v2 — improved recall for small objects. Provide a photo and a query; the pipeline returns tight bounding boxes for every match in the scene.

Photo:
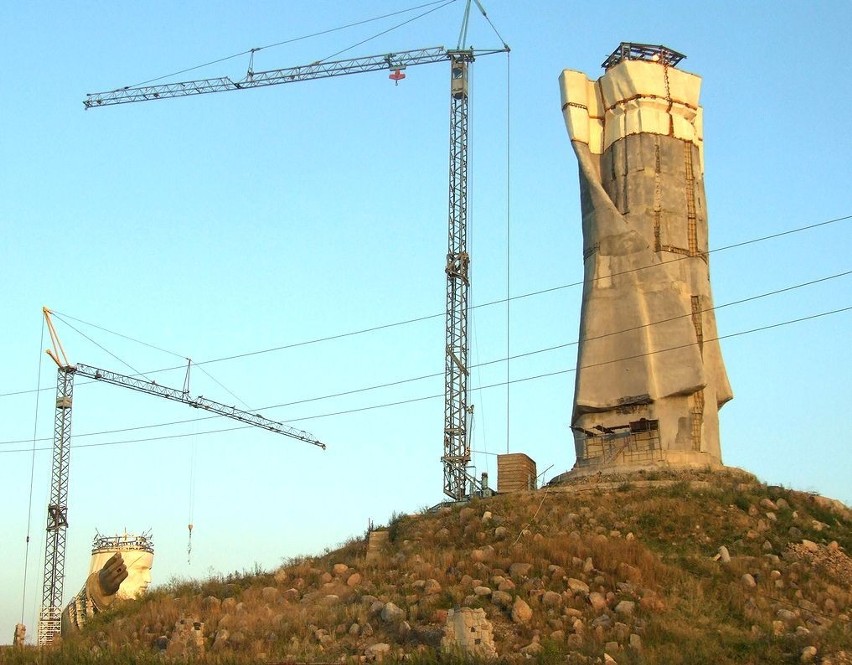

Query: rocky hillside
[10,468,852,664]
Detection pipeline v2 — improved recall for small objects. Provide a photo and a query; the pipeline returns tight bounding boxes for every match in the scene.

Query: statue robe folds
[60,571,117,637]
[559,59,732,469]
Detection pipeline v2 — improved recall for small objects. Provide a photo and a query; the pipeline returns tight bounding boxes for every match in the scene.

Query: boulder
[588,592,608,612]
[801,646,818,663]
[615,600,636,617]
[459,507,477,524]
[520,635,543,656]
[346,572,362,587]
[542,590,562,608]
[201,595,221,610]
[491,590,513,608]
[509,562,533,578]
[273,568,288,584]
[567,578,590,594]
[471,546,495,563]
[511,596,533,624]
[381,602,406,623]
[366,643,391,661]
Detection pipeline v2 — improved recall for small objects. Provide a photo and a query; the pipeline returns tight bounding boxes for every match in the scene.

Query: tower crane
[83,2,509,503]
[37,307,325,645]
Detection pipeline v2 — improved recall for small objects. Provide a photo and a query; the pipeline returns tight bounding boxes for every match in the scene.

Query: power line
[3,212,848,402]
[282,305,852,424]
[132,211,852,369]
[1,268,849,447]
[1,303,848,455]
[172,212,852,370]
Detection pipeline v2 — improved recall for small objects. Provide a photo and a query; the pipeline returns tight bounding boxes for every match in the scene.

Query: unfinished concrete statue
[12,623,26,647]
[60,532,153,637]
[558,43,732,476]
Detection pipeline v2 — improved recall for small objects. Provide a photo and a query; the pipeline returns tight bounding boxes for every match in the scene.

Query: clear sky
[1,0,850,644]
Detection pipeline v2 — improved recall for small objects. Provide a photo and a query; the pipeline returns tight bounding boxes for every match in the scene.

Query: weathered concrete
[559,45,732,476]
[441,607,497,659]
[366,530,389,563]
[12,623,26,647]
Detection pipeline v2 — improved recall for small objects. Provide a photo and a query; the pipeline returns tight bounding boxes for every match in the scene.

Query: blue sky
[1,0,850,643]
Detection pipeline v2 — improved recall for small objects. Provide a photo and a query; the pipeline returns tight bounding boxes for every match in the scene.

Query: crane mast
[38,368,73,645]
[83,19,508,505]
[443,53,472,500]
[37,311,325,645]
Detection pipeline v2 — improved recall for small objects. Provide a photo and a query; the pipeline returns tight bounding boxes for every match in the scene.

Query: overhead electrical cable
[1,213,849,401]
[1,268,849,447]
[60,213,852,378]
[247,305,852,424]
[135,212,852,370]
[470,269,852,369]
[1,303,848,455]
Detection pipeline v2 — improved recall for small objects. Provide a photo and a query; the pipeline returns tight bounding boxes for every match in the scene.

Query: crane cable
[20,315,46,625]
[126,0,459,89]
[187,432,197,565]
[470,0,509,50]
[185,360,196,565]
[49,312,251,411]
[319,0,457,63]
[504,48,511,456]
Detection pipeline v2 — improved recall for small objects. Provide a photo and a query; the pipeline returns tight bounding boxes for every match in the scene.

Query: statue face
[119,551,153,599]
[89,550,154,599]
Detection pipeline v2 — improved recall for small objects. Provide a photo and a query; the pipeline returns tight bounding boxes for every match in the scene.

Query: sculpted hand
[98,552,128,596]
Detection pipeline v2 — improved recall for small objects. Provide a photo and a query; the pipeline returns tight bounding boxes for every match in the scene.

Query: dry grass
[9,469,851,664]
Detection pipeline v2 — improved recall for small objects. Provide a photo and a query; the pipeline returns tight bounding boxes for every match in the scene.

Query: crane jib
[74,363,326,449]
[83,47,507,108]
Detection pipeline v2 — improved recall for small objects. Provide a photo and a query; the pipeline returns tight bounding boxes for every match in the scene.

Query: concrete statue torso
[558,44,732,476]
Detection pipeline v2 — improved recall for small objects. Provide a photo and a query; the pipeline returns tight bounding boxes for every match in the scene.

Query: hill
[5,467,850,664]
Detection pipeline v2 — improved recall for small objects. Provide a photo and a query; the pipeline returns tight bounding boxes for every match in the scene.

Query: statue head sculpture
[88,532,154,600]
